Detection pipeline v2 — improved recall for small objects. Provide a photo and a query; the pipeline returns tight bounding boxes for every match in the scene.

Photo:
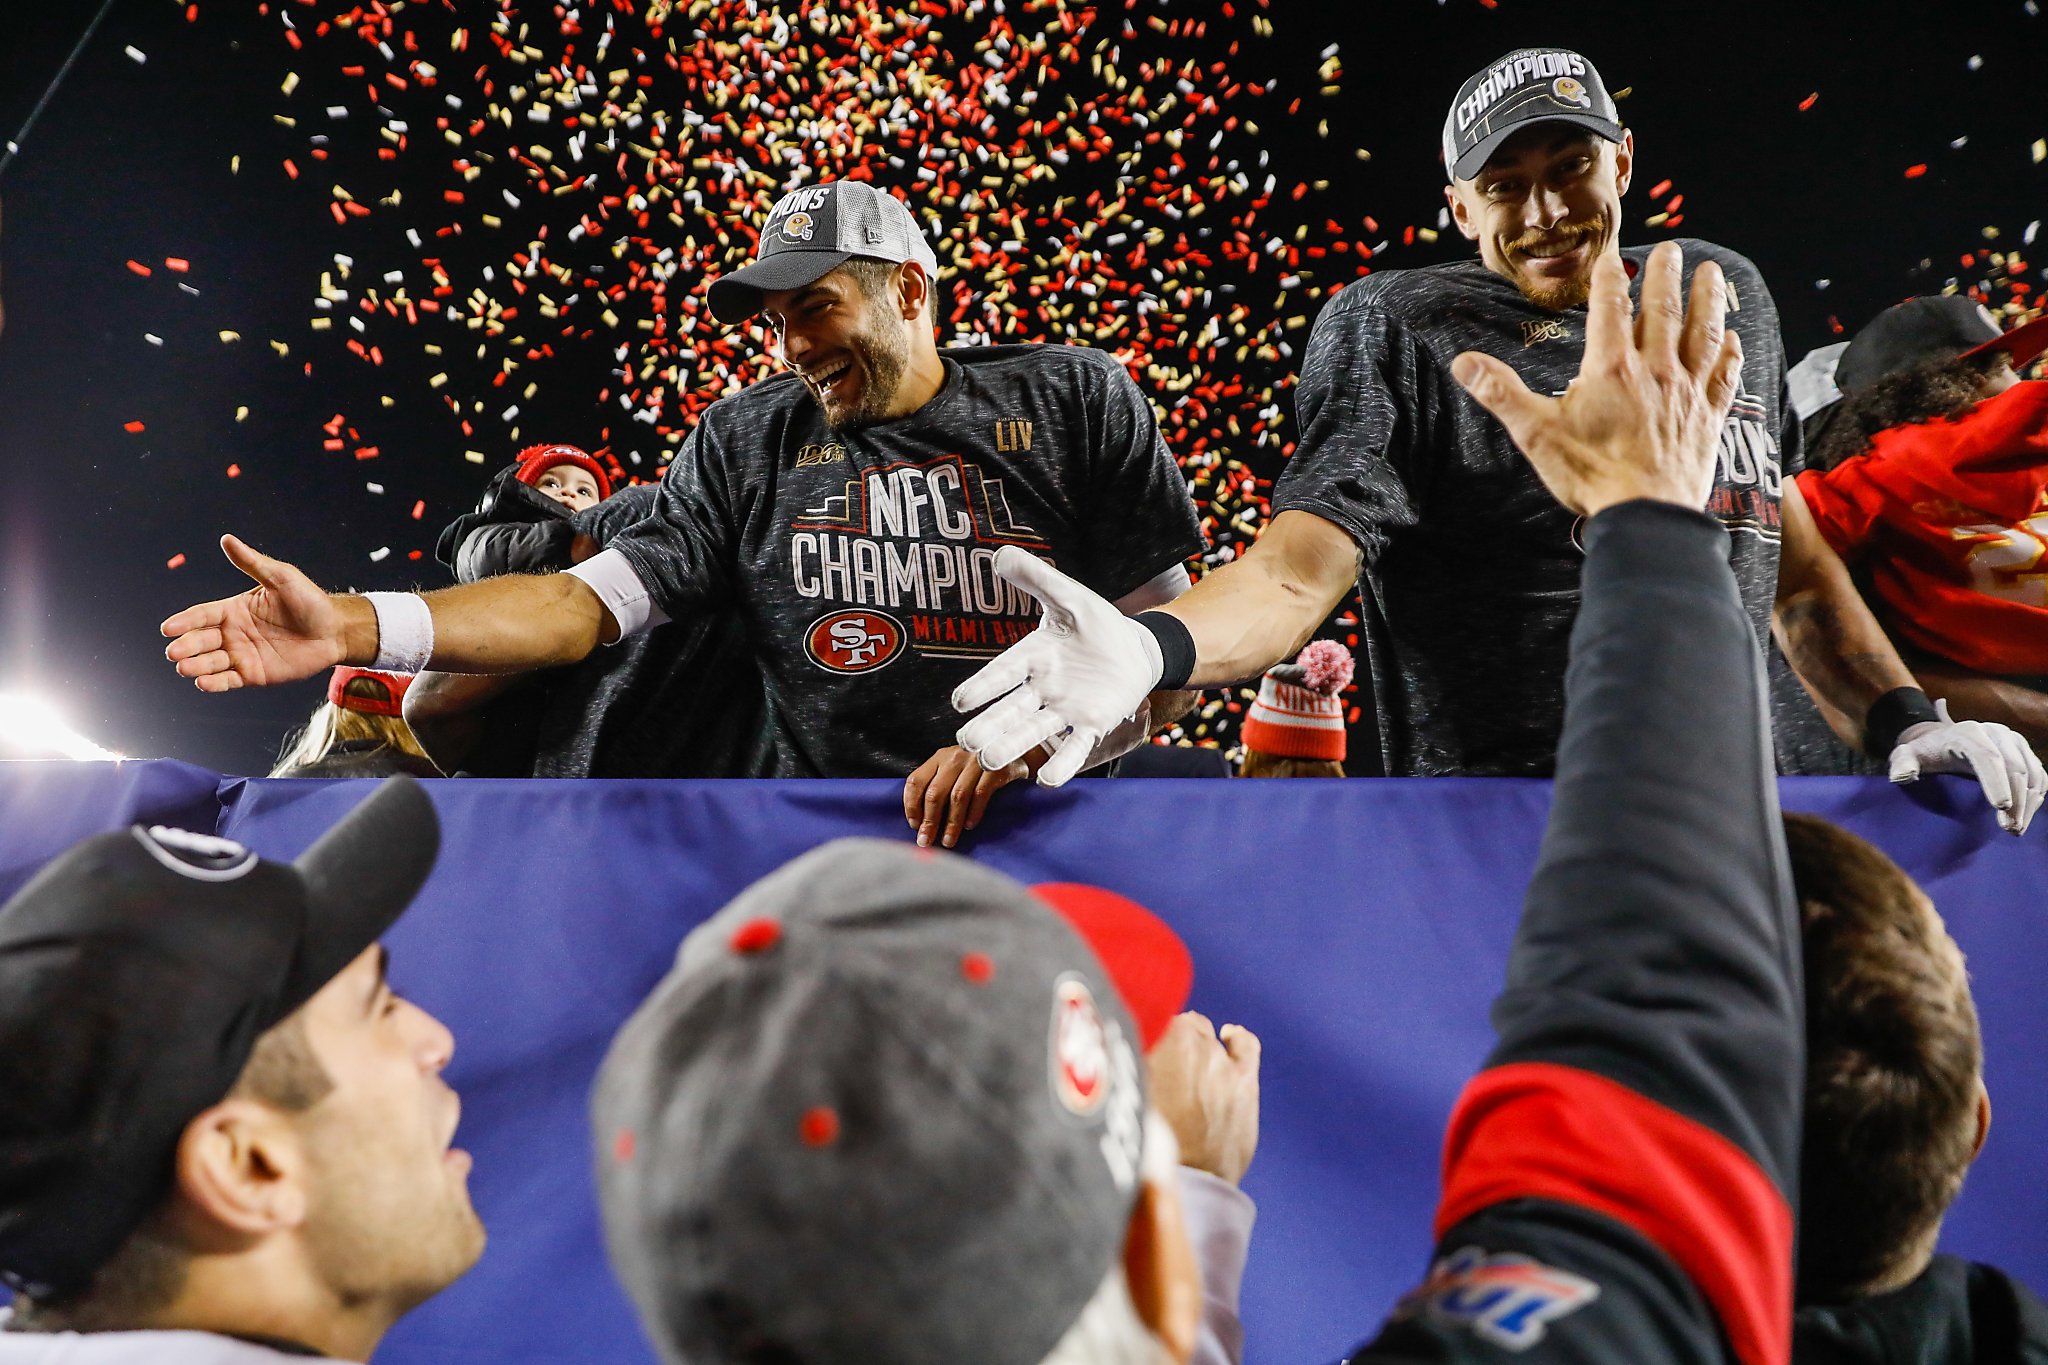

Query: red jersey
[1797,381,2048,676]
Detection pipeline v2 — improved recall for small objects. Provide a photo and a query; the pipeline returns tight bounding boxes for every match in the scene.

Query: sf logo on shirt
[804,610,906,673]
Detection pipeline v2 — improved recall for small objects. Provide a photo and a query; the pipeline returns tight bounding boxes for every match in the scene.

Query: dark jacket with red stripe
[1350,502,1804,1365]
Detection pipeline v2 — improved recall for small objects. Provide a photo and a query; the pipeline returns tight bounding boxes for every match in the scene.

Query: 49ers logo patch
[803,609,905,673]
[1049,976,1110,1117]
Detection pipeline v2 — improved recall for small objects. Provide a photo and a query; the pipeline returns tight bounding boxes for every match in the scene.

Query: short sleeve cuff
[565,548,670,641]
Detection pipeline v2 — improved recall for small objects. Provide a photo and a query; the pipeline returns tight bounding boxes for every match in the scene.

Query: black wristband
[1133,612,1196,690]
[1864,686,1941,759]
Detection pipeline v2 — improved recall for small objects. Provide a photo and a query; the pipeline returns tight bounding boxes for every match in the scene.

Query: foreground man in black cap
[0,777,483,1363]
[953,47,2043,833]
[160,180,1203,828]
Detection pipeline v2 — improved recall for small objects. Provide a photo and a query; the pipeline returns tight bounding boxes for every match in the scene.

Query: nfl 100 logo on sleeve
[1392,1247,1600,1351]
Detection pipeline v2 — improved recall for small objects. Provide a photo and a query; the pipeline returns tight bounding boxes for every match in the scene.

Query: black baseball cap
[1442,48,1624,182]
[1835,295,2048,397]
[0,775,439,1299]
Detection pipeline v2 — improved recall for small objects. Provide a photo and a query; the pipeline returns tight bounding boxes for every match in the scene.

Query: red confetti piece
[166,553,187,570]
[226,464,241,478]
[164,258,191,273]
[1797,92,1819,111]
[123,420,146,433]
[125,260,152,277]
[1905,164,1928,178]
[1649,179,1672,200]
[799,1107,841,1147]
[410,500,425,519]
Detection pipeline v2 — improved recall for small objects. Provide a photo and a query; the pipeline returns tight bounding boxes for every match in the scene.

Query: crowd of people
[2,39,2044,1365]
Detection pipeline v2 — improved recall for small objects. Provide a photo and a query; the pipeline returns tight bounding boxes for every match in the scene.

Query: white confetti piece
[124,46,146,63]
[369,547,391,562]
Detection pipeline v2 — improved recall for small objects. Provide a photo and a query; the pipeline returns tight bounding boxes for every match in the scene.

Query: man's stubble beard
[1506,211,1610,312]
[300,1121,486,1319]
[822,312,910,430]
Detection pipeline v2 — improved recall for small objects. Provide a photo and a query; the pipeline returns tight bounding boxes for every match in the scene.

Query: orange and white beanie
[1240,640,1352,761]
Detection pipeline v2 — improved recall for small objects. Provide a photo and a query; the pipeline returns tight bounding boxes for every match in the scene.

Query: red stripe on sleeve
[1436,1061,1792,1365]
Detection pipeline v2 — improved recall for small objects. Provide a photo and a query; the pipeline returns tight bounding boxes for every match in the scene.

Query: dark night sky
[1,0,2043,774]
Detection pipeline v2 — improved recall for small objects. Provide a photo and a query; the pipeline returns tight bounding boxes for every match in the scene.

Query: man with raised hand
[0,777,484,1363]
[160,180,1202,830]
[969,245,1803,1365]
[954,47,2043,832]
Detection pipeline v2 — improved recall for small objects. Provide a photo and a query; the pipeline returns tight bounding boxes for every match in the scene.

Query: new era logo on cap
[1442,48,1624,183]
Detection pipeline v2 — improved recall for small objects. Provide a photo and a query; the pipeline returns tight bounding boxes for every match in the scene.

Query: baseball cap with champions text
[592,837,1194,1365]
[707,180,941,325]
[1442,47,1624,183]
[0,776,439,1300]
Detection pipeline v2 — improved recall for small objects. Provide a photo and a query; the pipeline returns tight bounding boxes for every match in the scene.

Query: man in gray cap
[0,777,484,1363]
[591,839,1262,1365]
[161,179,1204,824]
[950,49,2045,833]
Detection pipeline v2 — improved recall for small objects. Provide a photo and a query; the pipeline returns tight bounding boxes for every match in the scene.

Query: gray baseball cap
[1442,47,1624,182]
[707,180,942,324]
[591,838,1192,1365]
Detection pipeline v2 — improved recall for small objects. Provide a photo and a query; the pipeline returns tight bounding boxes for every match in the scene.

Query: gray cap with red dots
[590,837,1191,1365]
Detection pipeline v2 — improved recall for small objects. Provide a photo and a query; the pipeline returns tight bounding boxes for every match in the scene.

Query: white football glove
[1888,699,2047,835]
[952,547,1164,787]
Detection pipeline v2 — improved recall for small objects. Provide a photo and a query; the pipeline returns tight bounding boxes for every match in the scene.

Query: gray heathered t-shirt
[1272,238,1835,776]
[608,345,1205,777]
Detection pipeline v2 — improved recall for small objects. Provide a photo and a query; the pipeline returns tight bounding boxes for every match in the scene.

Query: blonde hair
[271,684,432,777]
[1237,750,1346,779]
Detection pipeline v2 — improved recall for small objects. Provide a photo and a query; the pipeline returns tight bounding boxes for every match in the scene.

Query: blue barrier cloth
[1,764,2041,1362]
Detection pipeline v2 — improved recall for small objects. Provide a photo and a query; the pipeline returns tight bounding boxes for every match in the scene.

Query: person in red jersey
[1797,298,2048,756]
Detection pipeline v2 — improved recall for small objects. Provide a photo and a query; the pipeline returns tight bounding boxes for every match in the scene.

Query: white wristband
[364,592,435,673]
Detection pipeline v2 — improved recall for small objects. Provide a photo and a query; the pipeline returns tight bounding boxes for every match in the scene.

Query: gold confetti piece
[218,330,240,343]
[2035,139,2047,163]
[465,451,486,463]
[282,72,299,96]
[235,407,248,422]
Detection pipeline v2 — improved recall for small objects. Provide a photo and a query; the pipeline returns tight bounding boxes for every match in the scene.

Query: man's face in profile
[291,946,486,1312]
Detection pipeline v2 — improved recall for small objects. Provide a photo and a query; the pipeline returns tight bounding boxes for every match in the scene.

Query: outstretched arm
[161,535,616,691]
[1775,482,2042,832]
[1158,512,1361,688]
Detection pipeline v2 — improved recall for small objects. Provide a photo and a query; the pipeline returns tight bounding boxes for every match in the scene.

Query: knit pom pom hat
[1240,640,1352,761]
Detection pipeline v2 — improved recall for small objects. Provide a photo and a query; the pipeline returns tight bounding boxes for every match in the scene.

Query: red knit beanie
[513,443,613,500]
[1240,641,1352,762]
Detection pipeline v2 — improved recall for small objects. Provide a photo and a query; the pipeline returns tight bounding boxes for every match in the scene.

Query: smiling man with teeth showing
[160,180,1205,834]
[0,777,485,1363]
[948,46,2044,836]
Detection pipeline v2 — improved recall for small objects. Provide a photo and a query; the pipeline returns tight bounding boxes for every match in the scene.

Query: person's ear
[1446,184,1480,242]
[898,261,931,322]
[172,1099,309,1241]
[1612,130,1635,198]
[1123,1174,1201,1363]
[1971,1085,1992,1161]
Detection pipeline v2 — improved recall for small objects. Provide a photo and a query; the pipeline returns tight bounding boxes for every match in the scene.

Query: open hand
[903,744,1030,848]
[952,547,1162,787]
[1452,242,1745,518]
[161,535,352,691]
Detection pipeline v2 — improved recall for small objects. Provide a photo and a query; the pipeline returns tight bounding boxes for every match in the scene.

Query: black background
[1,0,2042,774]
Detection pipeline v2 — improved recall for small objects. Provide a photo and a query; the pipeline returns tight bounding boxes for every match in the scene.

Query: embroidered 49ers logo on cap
[1551,75,1591,108]
[782,211,816,242]
[1048,975,1111,1117]
[803,609,905,673]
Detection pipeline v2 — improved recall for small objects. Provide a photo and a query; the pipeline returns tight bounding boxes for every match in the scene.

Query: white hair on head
[1039,1110,1183,1365]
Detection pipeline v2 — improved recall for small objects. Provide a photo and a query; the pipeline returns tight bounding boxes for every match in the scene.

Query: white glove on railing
[1889,699,2047,835]
[953,547,1164,787]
